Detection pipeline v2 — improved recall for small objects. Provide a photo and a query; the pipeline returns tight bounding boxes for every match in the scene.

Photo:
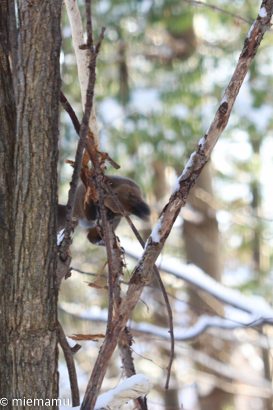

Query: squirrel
[58,175,150,245]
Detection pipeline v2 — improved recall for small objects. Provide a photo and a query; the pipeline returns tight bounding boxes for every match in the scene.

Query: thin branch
[60,91,81,134]
[59,30,104,262]
[100,210,114,329]
[68,267,273,336]
[60,306,273,394]
[181,0,253,25]
[80,3,273,408]
[82,153,123,332]
[60,91,119,171]
[61,10,123,405]
[95,27,106,54]
[58,71,94,261]
[103,180,174,391]
[85,0,93,48]
[128,0,273,290]
[57,321,81,407]
[153,272,174,391]
[60,303,273,344]
[104,153,120,169]
[71,7,126,408]
[123,244,273,316]
[72,267,108,280]
[56,253,72,289]
[73,265,234,318]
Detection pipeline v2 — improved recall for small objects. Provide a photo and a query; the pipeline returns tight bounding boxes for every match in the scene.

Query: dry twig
[60,91,81,134]
[57,321,81,407]
[181,0,253,25]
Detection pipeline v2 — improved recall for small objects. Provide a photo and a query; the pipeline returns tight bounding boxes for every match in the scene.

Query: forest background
[58,1,273,409]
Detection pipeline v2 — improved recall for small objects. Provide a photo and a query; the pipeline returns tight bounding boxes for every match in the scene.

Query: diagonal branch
[129,0,273,287]
[181,0,253,25]
[80,2,273,409]
[57,321,81,407]
[60,91,81,134]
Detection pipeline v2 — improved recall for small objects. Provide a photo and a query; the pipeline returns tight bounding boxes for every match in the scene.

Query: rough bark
[0,1,62,409]
[0,2,17,403]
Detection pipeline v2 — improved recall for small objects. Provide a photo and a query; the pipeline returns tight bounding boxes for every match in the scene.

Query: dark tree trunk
[0,1,62,408]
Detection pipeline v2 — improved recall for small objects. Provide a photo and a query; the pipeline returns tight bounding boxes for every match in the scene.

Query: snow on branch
[60,234,273,342]
[60,303,273,390]
[126,0,273,292]
[122,239,273,319]
[60,299,272,343]
[57,229,65,246]
[95,375,152,410]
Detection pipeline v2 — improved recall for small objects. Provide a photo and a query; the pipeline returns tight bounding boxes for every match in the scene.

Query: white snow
[60,300,270,342]
[180,152,196,180]
[121,239,273,319]
[150,217,163,243]
[259,7,267,18]
[58,368,152,410]
[95,374,153,410]
[66,336,77,348]
[60,303,109,322]
[172,176,182,194]
[247,22,255,38]
[60,237,273,342]
[198,136,206,149]
[57,229,65,246]
[221,94,228,104]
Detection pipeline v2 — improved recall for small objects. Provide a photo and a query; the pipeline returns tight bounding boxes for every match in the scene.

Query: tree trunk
[183,163,234,409]
[250,137,271,410]
[0,2,62,408]
[152,161,180,409]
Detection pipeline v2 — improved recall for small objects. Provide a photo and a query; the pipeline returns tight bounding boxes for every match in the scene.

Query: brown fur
[58,176,150,245]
